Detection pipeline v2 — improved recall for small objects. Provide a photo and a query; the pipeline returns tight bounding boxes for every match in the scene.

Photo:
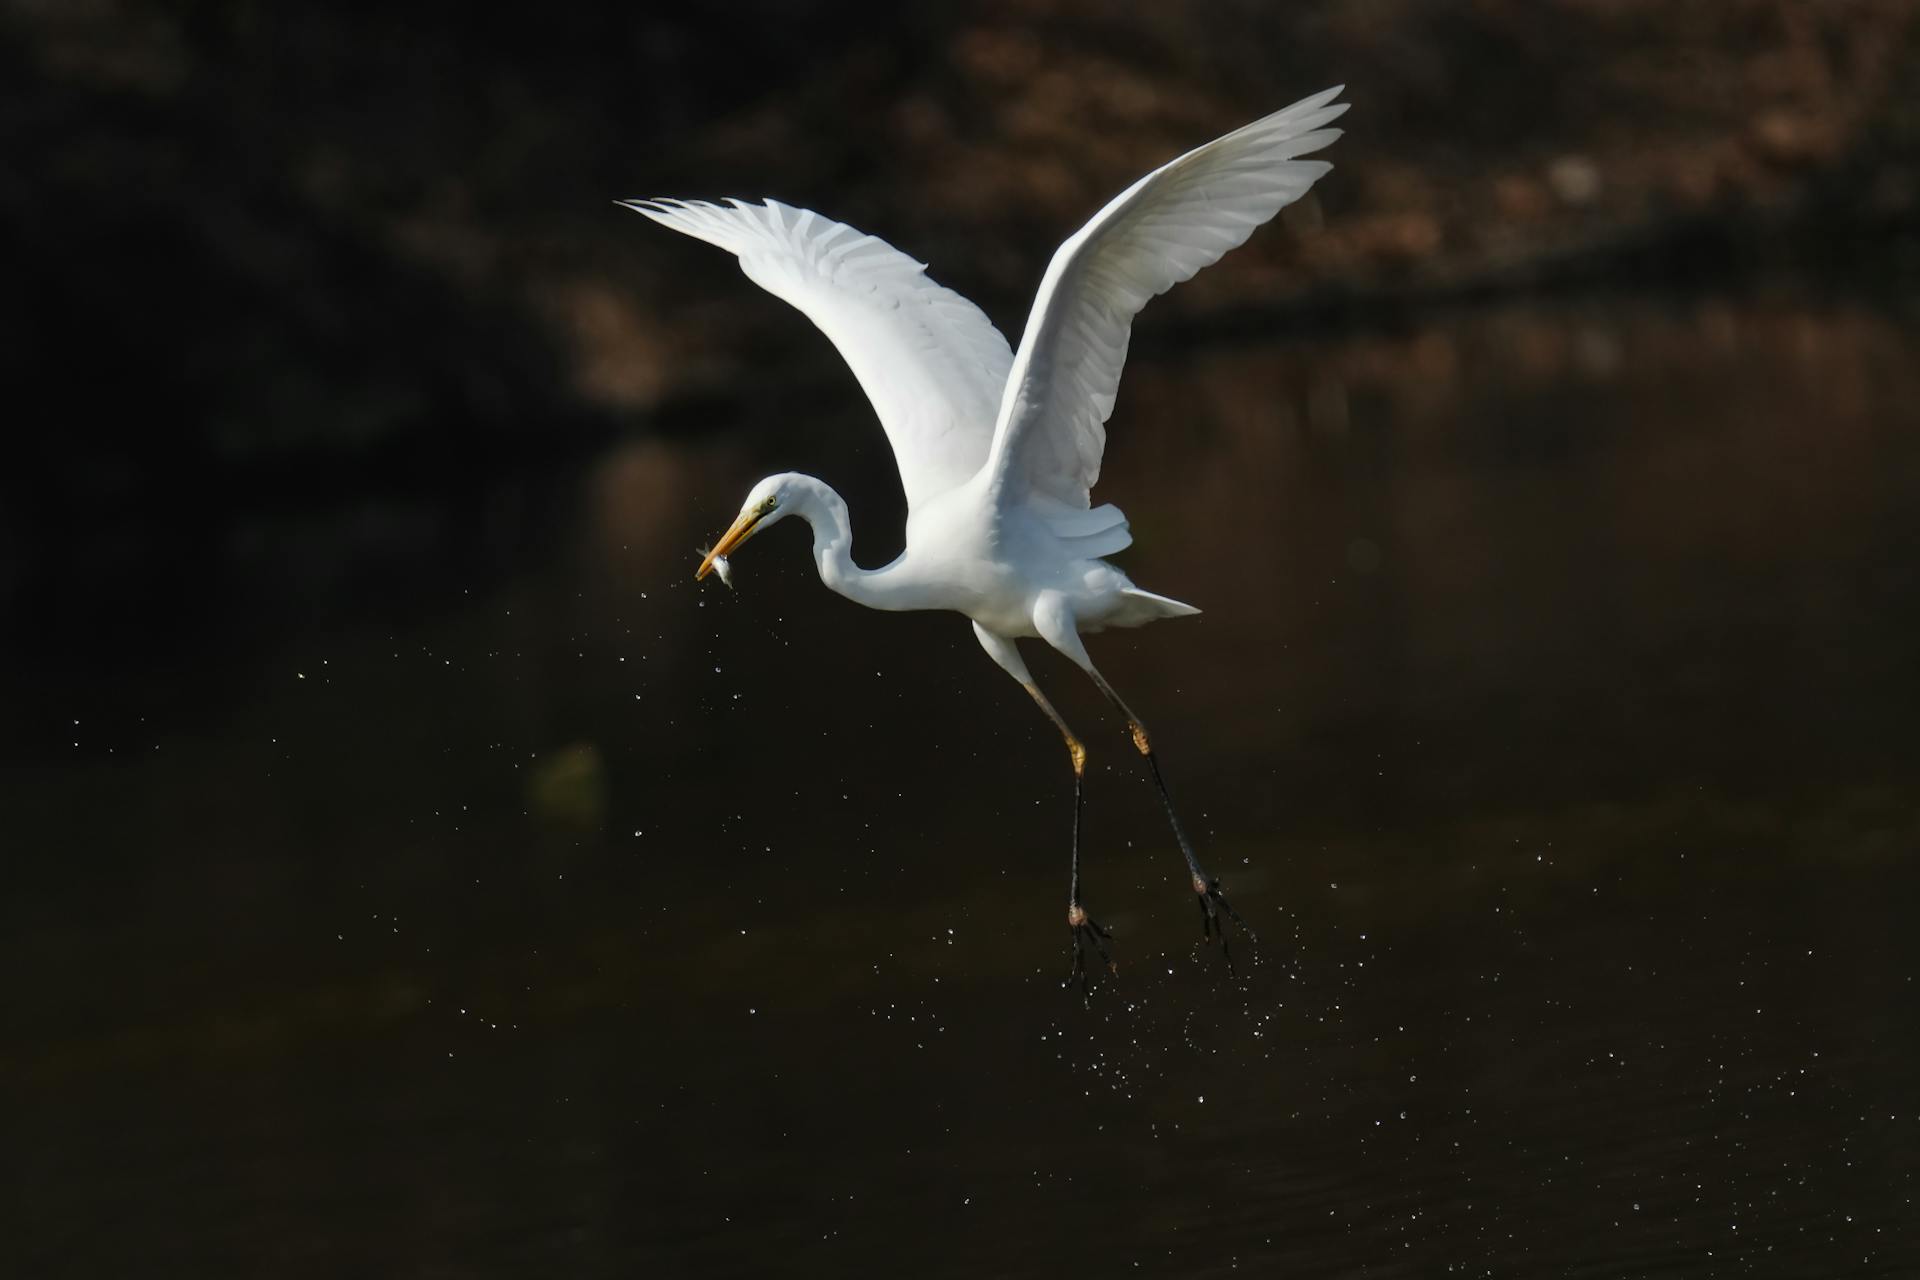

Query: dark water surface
[6,290,1918,1276]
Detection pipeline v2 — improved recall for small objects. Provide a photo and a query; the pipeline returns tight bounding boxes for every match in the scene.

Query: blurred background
[4,2,1918,1276]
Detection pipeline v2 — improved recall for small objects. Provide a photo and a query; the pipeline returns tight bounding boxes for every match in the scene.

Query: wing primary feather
[623,197,1015,511]
[984,88,1347,511]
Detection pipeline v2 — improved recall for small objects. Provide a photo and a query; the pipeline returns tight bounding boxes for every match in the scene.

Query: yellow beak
[696,507,765,580]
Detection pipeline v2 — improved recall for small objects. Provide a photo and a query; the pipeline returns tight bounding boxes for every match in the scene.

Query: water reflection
[5,290,1917,1275]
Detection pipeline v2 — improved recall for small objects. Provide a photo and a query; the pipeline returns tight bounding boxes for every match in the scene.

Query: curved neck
[788,477,904,611]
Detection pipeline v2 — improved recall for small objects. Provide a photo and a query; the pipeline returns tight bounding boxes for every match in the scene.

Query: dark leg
[1091,676,1252,969]
[1024,683,1113,993]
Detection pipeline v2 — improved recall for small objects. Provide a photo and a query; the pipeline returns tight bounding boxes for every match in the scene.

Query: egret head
[695,473,801,580]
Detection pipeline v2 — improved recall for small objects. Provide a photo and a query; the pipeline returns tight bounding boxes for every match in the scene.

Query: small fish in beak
[697,501,770,583]
[696,544,735,588]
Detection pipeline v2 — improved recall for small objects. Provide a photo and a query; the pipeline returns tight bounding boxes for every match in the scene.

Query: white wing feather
[621,198,1013,510]
[986,87,1348,510]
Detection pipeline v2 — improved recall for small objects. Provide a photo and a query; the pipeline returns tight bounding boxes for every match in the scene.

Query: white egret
[624,86,1346,985]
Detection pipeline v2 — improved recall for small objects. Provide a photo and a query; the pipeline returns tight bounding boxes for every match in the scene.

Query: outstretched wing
[984,87,1348,510]
[622,198,1013,510]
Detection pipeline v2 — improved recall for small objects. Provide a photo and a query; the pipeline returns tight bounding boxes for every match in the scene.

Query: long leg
[1029,595,1251,969]
[972,622,1112,990]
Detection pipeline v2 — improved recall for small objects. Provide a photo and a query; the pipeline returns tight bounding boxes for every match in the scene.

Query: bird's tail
[1114,587,1202,626]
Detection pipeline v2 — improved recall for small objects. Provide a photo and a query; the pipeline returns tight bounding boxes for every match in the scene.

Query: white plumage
[987,85,1347,511]
[627,197,1011,510]
[624,87,1346,978]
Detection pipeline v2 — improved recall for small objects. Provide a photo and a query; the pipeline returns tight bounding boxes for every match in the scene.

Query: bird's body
[626,87,1347,983]
[770,469,1191,638]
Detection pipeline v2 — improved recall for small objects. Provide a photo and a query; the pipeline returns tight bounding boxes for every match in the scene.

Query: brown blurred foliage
[5,0,1918,503]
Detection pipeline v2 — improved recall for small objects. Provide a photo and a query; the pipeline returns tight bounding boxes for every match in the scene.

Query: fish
[696,545,735,589]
